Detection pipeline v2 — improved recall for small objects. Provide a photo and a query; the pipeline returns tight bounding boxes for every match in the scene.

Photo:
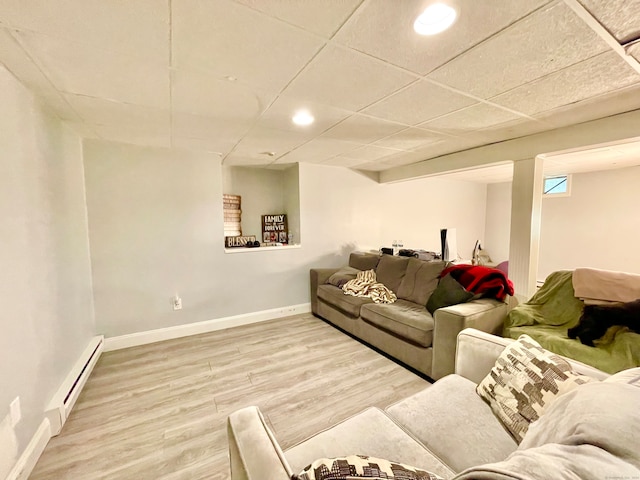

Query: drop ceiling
[1,0,639,175]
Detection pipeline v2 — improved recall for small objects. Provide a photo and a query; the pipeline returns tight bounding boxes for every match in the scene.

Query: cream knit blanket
[573,268,640,304]
[342,269,397,304]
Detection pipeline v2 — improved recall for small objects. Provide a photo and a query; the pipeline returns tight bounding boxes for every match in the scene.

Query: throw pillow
[426,273,474,315]
[396,259,446,306]
[293,454,443,480]
[327,266,360,289]
[476,334,596,443]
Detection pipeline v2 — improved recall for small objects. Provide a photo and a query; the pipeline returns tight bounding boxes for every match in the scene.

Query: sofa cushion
[317,284,373,317]
[386,375,517,473]
[284,407,455,480]
[294,454,444,480]
[327,266,360,288]
[457,383,640,480]
[361,300,434,348]
[604,367,640,387]
[397,259,446,306]
[375,255,410,293]
[426,274,474,315]
[349,252,381,271]
[476,334,596,443]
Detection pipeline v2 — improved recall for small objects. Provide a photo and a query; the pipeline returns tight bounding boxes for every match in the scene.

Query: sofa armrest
[227,406,292,480]
[310,268,339,314]
[455,328,513,384]
[430,299,508,380]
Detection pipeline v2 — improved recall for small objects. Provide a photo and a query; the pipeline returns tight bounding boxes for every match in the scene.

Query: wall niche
[221,163,300,250]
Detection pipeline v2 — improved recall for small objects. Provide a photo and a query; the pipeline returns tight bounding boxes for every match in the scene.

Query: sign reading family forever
[262,214,288,244]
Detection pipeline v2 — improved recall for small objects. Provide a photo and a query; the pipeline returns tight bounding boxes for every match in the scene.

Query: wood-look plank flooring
[30,314,430,479]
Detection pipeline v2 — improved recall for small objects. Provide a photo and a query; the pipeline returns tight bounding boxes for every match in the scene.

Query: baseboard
[45,336,104,435]
[104,303,311,351]
[7,418,51,480]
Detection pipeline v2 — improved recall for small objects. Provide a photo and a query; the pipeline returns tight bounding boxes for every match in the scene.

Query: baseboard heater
[45,335,104,435]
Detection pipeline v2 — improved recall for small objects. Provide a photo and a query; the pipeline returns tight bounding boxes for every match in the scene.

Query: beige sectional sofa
[227,329,639,480]
[310,252,507,380]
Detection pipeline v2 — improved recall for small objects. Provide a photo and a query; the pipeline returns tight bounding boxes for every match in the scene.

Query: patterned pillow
[293,454,443,480]
[476,335,596,443]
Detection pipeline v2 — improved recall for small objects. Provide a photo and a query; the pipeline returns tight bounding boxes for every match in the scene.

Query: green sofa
[504,270,640,374]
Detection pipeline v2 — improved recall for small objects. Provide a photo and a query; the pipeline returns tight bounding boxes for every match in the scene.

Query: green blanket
[505,271,583,330]
[505,271,640,374]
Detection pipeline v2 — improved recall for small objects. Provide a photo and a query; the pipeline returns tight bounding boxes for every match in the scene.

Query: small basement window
[543,175,571,197]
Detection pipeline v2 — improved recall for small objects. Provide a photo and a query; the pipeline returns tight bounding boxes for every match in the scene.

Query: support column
[509,157,543,302]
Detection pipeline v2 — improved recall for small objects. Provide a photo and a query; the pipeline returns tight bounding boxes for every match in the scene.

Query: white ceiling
[1,0,639,174]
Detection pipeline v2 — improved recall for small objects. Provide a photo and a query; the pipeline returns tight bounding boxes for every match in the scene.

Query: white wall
[484,165,640,281]
[538,165,640,278]
[485,182,512,264]
[0,66,95,468]
[83,140,488,337]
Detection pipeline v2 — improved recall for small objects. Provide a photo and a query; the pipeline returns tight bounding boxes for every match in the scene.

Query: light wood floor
[30,314,430,479]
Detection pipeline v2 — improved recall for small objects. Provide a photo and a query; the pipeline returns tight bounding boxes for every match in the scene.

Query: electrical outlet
[172,295,182,310]
[10,396,21,427]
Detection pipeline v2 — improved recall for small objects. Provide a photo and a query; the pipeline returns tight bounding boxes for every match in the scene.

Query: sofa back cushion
[374,255,409,293]
[349,252,381,271]
[397,259,446,305]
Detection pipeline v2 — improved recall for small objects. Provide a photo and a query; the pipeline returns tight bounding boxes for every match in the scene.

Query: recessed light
[292,110,314,126]
[414,3,457,36]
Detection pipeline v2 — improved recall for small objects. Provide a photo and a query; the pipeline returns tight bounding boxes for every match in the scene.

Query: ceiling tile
[334,0,552,75]
[64,94,170,131]
[171,69,271,140]
[17,31,169,109]
[172,136,235,155]
[0,27,83,122]
[473,118,551,144]
[533,83,640,128]
[230,0,362,38]
[323,114,407,143]
[92,123,171,149]
[321,156,369,168]
[283,44,415,111]
[0,0,169,63]
[341,145,401,162]
[231,126,309,161]
[171,112,249,151]
[255,94,353,136]
[577,0,640,43]
[363,80,476,125]
[372,128,443,151]
[420,104,523,136]
[172,0,324,93]
[428,2,610,99]
[491,51,640,117]
[278,136,362,163]
[353,161,388,172]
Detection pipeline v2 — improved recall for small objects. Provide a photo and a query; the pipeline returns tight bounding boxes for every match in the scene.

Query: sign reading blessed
[262,214,288,244]
[225,235,256,248]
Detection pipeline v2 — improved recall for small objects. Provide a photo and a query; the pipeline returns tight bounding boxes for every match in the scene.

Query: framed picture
[262,214,288,244]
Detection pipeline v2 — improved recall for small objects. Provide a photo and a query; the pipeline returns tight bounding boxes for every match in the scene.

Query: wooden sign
[262,214,288,244]
[225,235,256,248]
